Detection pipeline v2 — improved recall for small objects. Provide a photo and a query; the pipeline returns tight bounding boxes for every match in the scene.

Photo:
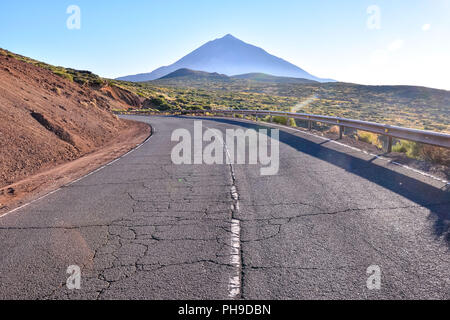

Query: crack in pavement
[238,201,450,223]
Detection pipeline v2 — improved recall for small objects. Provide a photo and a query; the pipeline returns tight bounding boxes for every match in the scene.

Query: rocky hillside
[0,50,142,187]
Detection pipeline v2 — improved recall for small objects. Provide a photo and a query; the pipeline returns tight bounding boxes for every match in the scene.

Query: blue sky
[1,0,449,89]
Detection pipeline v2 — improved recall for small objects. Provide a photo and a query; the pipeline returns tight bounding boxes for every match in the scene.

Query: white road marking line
[229,219,242,298]
[0,188,62,218]
[0,133,152,219]
[204,123,242,299]
[230,186,239,201]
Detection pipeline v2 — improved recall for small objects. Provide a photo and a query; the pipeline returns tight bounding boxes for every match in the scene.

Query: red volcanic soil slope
[100,84,143,108]
[0,51,146,190]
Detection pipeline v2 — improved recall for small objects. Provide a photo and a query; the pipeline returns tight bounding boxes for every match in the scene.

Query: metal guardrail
[115,109,450,152]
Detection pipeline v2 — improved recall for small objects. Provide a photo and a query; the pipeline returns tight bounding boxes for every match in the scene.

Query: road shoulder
[0,120,151,216]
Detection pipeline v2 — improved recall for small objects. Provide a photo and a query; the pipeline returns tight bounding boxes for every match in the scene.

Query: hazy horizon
[1,0,449,90]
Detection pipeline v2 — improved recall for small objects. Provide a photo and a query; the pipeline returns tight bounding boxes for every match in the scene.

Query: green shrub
[73,77,87,85]
[392,141,408,153]
[53,71,73,82]
[356,131,382,149]
[421,145,450,166]
[90,78,104,87]
[391,140,449,165]
[150,97,166,106]
[392,140,422,158]
[288,118,297,127]
[271,116,288,125]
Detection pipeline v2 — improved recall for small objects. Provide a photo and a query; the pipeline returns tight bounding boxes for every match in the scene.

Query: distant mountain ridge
[155,68,318,85]
[158,68,229,81]
[232,72,318,84]
[117,34,334,82]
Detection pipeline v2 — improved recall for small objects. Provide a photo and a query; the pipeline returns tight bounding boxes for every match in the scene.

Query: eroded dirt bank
[0,120,150,213]
[0,51,149,212]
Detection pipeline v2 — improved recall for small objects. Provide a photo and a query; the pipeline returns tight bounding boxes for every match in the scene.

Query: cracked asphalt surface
[0,115,448,300]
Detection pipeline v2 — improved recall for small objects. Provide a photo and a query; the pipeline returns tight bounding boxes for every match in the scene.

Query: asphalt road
[0,115,448,300]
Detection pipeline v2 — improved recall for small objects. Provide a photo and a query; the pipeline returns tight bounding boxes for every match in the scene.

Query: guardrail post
[339,126,344,140]
[387,136,393,153]
[270,115,273,123]
[308,120,312,131]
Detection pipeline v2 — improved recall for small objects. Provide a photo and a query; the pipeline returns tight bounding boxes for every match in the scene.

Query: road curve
[0,115,448,300]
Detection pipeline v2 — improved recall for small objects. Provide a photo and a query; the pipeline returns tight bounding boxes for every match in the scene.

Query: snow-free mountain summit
[117,34,333,82]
